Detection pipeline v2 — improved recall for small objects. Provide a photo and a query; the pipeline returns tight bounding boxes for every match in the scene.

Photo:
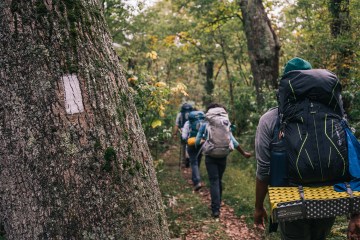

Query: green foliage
[351,92,360,120]
[105,0,360,157]
[126,70,187,154]
[232,88,257,134]
[104,1,256,147]
[279,0,359,87]
[111,0,251,110]
[103,0,134,44]
[220,152,258,221]
[345,90,360,138]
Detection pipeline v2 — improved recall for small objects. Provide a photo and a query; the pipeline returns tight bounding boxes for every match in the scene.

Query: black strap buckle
[346,182,354,214]
[298,185,307,218]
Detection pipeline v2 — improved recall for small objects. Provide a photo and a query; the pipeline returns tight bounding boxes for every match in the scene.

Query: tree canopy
[104,0,360,142]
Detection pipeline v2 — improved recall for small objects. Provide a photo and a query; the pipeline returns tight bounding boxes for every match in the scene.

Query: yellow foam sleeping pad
[187,137,196,146]
[269,185,360,223]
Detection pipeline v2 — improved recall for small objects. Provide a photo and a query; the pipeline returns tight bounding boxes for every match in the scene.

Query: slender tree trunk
[203,60,214,106]
[214,29,234,116]
[329,0,350,37]
[0,1,169,239]
[236,57,250,86]
[219,38,234,114]
[238,0,280,107]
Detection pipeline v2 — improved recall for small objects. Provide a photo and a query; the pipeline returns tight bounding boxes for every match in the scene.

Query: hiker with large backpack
[196,103,251,218]
[254,57,360,239]
[173,103,193,168]
[181,110,206,191]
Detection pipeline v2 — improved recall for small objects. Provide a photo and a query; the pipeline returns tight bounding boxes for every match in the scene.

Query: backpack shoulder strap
[271,109,281,145]
[205,123,211,140]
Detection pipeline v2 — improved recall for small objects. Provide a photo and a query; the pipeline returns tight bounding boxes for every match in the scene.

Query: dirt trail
[181,168,261,240]
[162,145,263,240]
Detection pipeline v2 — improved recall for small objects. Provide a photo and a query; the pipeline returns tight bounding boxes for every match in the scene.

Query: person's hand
[200,139,205,144]
[236,146,252,158]
[243,151,252,158]
[348,214,360,240]
[254,206,268,230]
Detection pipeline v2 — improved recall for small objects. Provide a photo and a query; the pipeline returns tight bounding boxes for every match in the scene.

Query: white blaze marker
[62,74,84,114]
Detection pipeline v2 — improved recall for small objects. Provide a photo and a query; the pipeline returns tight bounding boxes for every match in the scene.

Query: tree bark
[0,0,169,239]
[238,0,280,107]
[217,31,234,116]
[328,0,350,38]
[203,60,214,106]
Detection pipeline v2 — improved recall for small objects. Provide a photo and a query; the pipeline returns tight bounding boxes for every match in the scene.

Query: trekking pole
[179,145,182,170]
[178,129,182,170]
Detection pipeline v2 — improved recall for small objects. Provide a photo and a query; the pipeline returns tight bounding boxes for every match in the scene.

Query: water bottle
[270,140,288,186]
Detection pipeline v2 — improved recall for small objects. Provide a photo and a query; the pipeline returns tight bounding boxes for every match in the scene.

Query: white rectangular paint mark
[62,74,84,114]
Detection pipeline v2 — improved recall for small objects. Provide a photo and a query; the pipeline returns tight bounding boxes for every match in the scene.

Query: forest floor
[157,143,348,240]
[178,167,261,240]
[157,144,263,240]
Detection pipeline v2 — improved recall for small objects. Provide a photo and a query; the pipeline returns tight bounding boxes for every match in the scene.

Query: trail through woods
[160,145,263,240]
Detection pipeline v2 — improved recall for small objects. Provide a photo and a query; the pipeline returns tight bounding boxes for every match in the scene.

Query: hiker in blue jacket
[196,103,251,218]
[173,103,193,168]
[181,110,205,191]
[254,57,360,240]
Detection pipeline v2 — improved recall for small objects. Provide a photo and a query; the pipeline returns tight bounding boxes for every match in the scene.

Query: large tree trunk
[0,1,169,239]
[238,0,280,107]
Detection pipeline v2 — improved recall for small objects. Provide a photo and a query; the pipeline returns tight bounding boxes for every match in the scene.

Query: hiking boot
[212,211,220,218]
[194,183,202,191]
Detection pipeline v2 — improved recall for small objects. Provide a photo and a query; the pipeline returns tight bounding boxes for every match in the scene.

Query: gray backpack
[202,107,234,158]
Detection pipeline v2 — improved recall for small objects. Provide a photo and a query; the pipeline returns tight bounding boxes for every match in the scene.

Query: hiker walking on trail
[254,57,360,240]
[196,103,251,218]
[173,103,193,168]
[181,110,205,191]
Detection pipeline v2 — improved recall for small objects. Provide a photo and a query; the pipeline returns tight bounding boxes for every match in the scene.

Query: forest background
[103,0,360,239]
[2,0,358,239]
[100,0,360,239]
[3,0,360,238]
[106,0,360,145]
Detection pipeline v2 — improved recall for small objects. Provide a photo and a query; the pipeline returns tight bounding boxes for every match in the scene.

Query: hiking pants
[205,156,227,213]
[187,146,202,186]
[180,142,189,167]
[279,217,335,240]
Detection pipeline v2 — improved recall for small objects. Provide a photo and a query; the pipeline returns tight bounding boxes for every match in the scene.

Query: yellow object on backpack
[268,185,360,223]
[187,137,196,146]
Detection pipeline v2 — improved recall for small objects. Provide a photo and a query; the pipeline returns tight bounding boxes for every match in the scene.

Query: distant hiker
[173,103,193,168]
[196,103,251,218]
[181,110,206,191]
[254,57,360,239]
